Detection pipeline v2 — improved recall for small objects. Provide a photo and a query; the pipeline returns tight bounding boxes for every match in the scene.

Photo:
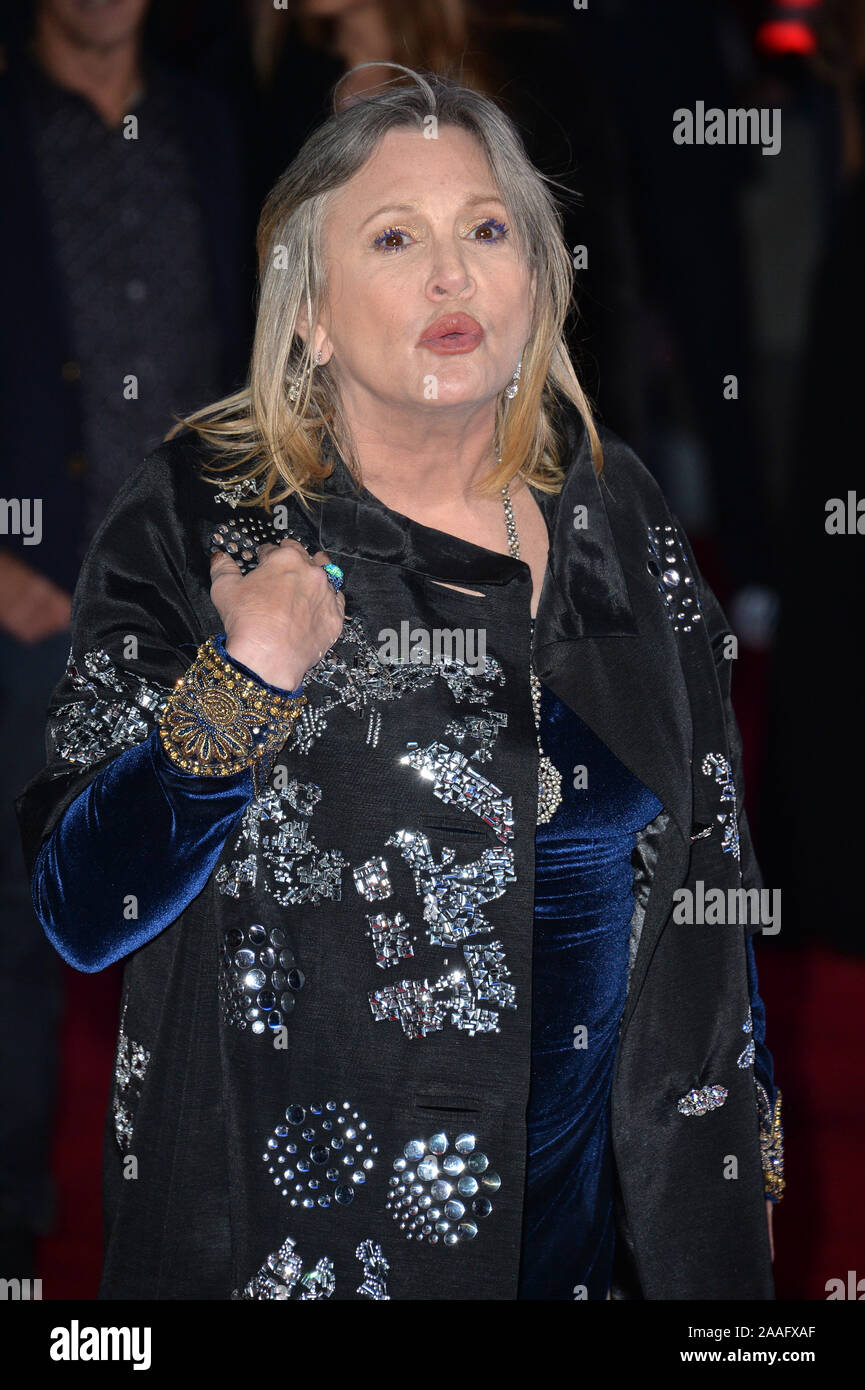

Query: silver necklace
[501,482,563,823]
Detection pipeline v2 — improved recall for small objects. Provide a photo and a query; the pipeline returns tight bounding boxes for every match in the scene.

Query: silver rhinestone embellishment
[217,781,346,905]
[286,615,505,756]
[400,741,513,843]
[353,857,392,902]
[701,752,741,860]
[646,524,703,632]
[49,648,171,767]
[365,913,415,968]
[677,1084,728,1116]
[737,1008,755,1068]
[262,1100,377,1208]
[387,829,515,946]
[113,1028,151,1153]
[219,922,305,1035]
[231,1235,335,1300]
[386,1132,498,1243]
[355,1239,390,1299]
[444,710,508,763]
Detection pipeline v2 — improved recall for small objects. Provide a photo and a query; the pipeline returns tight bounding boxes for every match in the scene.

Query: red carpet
[36,962,121,1301]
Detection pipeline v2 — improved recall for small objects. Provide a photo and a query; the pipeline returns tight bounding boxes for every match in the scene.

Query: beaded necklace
[501,482,563,823]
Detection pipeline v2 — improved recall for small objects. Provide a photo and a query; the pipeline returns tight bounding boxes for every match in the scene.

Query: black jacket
[16,401,775,1299]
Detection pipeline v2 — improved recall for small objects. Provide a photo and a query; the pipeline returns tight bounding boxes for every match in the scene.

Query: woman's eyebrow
[358,193,506,231]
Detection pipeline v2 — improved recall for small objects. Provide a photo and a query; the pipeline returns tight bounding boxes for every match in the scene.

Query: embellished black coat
[16,402,776,1300]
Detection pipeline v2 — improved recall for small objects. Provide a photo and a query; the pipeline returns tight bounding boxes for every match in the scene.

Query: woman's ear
[293,307,333,366]
[294,303,310,345]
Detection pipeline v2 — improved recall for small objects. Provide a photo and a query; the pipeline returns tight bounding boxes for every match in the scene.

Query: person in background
[0,0,254,1279]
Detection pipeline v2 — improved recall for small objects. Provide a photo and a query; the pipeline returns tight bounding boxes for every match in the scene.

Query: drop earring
[504,355,522,400]
[288,348,323,403]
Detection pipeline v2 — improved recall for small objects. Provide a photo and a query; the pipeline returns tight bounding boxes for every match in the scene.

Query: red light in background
[755,0,823,56]
[756,20,818,55]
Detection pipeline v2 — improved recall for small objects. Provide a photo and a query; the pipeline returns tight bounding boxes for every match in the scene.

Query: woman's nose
[424,244,473,297]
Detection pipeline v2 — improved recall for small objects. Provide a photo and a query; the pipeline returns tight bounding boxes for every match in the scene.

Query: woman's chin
[405,372,505,410]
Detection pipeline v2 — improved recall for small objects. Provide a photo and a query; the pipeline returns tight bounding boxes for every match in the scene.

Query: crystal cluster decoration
[49,647,171,768]
[262,1100,377,1209]
[444,710,507,764]
[677,1084,728,1116]
[368,940,515,1040]
[355,1240,390,1299]
[219,922,305,1035]
[353,856,392,902]
[369,973,491,1039]
[360,828,518,1038]
[701,752,741,860]
[387,829,515,945]
[216,780,346,906]
[400,741,514,844]
[231,1236,335,1300]
[113,1028,151,1153]
[365,913,415,968]
[285,616,505,756]
[646,523,703,632]
[209,476,265,508]
[368,978,448,1039]
[463,942,516,1009]
[738,1007,755,1068]
[386,1132,499,1244]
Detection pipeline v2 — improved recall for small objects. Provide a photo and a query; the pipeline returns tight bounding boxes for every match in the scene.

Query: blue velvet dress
[516,678,663,1300]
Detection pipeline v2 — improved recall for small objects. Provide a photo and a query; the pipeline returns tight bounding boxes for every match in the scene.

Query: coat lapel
[312,420,693,848]
[529,420,693,849]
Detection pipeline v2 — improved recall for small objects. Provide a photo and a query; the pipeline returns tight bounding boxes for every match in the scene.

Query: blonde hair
[167,63,604,514]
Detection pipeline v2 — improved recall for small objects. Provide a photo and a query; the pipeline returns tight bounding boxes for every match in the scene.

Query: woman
[16,65,782,1301]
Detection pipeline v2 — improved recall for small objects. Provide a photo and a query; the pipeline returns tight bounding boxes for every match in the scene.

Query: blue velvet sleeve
[745,932,780,1203]
[31,632,303,974]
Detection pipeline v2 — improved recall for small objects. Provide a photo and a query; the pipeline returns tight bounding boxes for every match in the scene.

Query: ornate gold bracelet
[755,1080,785,1202]
[158,635,306,795]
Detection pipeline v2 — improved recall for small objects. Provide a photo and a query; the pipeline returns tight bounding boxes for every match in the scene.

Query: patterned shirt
[21,48,223,553]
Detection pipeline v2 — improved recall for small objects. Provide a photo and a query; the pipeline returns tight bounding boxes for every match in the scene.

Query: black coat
[16,401,775,1299]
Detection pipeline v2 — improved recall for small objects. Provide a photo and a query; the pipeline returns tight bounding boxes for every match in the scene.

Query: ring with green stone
[322,562,344,593]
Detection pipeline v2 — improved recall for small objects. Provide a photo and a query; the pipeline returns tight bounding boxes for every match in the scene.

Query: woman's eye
[470,218,509,243]
[373,226,412,252]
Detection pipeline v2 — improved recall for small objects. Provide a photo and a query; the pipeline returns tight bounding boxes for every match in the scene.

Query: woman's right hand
[209,539,345,691]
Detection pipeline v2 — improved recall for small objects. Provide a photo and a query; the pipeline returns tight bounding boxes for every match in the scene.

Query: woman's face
[314,124,536,418]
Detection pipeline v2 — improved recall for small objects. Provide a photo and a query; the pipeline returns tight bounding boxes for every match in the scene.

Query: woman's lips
[417,314,485,355]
